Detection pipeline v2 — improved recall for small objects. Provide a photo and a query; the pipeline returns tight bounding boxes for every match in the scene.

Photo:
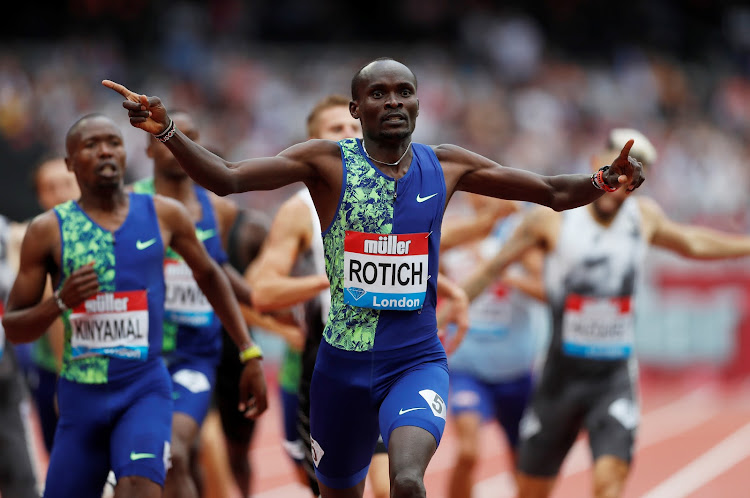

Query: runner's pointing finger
[101,79,140,102]
[617,139,634,162]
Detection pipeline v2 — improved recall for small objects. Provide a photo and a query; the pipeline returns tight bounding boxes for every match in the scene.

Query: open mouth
[96,163,119,178]
[383,113,406,122]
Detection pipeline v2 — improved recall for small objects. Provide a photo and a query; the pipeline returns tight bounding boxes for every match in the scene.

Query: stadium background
[3,0,750,392]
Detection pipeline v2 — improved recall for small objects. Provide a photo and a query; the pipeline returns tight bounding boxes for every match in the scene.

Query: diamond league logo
[346,287,367,301]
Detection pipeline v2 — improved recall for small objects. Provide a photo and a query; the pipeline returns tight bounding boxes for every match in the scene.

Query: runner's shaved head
[351,58,417,100]
[65,113,119,155]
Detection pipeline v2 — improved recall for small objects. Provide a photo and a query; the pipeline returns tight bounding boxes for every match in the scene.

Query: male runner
[459,128,750,498]
[439,194,542,498]
[247,94,391,498]
[2,114,267,498]
[103,57,643,498]
[131,110,255,498]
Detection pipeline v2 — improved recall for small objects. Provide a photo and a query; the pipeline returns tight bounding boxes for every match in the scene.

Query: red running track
[26,369,750,498]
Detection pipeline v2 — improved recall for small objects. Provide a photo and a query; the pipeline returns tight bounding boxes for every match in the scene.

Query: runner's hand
[437,289,469,355]
[284,325,305,352]
[101,80,170,135]
[238,358,268,419]
[604,139,645,192]
[57,262,99,309]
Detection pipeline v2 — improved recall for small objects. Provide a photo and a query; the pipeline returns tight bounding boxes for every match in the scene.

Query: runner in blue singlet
[105,57,644,497]
[3,114,267,498]
[440,195,544,497]
[131,110,253,498]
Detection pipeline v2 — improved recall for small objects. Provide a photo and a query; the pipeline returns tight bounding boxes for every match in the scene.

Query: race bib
[469,283,513,336]
[344,231,429,311]
[164,258,214,327]
[562,294,634,359]
[69,290,149,360]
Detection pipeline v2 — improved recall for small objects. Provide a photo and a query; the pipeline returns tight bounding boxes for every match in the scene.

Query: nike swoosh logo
[196,228,216,242]
[399,407,427,415]
[130,451,156,461]
[416,193,438,203]
[136,238,157,250]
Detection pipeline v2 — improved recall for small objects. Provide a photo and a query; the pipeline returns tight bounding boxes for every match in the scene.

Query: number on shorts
[419,389,447,420]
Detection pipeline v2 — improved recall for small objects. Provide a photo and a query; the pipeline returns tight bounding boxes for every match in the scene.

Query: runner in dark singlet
[460,128,750,498]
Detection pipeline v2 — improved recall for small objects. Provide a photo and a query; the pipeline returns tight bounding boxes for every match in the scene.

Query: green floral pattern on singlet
[55,200,116,384]
[278,347,302,393]
[31,336,58,372]
[322,139,395,351]
[131,177,178,353]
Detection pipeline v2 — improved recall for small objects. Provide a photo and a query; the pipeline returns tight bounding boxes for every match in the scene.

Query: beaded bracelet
[239,344,264,363]
[154,119,176,143]
[591,165,618,192]
[53,290,68,313]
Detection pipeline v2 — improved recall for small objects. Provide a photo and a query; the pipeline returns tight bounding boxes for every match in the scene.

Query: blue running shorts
[44,358,172,497]
[449,370,533,448]
[310,334,448,489]
[167,354,218,426]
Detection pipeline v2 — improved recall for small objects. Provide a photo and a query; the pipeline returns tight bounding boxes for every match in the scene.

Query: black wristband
[153,119,176,143]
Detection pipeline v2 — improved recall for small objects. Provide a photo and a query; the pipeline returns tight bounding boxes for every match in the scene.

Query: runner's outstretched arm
[103,80,322,196]
[439,140,645,211]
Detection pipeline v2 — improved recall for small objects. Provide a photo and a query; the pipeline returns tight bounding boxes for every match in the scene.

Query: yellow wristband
[239,344,263,363]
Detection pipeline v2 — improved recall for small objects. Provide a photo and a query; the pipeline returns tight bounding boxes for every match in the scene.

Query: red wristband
[592,166,618,192]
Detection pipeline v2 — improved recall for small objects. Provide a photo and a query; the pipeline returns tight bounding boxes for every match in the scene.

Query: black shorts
[214,329,256,445]
[517,360,638,477]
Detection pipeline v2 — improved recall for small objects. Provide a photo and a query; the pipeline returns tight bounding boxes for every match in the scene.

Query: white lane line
[472,471,516,498]
[252,482,312,498]
[640,420,750,498]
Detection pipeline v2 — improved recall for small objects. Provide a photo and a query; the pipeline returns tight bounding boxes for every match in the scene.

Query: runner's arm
[502,272,547,302]
[245,197,330,312]
[240,306,305,351]
[102,79,326,196]
[500,246,547,302]
[440,197,519,251]
[642,198,750,259]
[43,278,66,370]
[160,197,255,351]
[461,207,549,302]
[4,214,99,342]
[439,140,643,211]
[436,272,470,355]
[223,263,253,307]
[160,195,268,417]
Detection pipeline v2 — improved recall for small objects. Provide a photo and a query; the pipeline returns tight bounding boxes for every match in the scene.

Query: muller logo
[85,293,130,313]
[363,235,413,255]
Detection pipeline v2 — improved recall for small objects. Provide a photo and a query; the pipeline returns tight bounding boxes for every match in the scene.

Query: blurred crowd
[2,5,750,227]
